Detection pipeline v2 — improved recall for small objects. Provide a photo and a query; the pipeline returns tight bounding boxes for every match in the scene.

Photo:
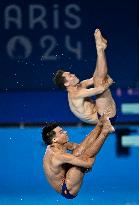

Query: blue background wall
[0,90,139,123]
[0,0,138,91]
[0,0,138,124]
[0,126,139,204]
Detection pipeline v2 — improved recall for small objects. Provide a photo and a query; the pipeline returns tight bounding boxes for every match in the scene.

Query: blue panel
[0,0,138,90]
[0,126,139,204]
[0,89,139,123]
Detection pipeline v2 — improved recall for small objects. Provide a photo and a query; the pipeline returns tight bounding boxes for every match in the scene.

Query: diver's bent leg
[73,119,114,158]
[72,122,103,156]
[93,29,108,83]
[94,51,108,79]
[83,127,110,157]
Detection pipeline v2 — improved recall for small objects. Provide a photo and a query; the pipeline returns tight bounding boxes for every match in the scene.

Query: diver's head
[53,70,79,90]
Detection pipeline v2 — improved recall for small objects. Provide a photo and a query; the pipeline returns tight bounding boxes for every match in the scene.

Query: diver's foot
[99,114,110,124]
[94,29,107,51]
[103,118,115,133]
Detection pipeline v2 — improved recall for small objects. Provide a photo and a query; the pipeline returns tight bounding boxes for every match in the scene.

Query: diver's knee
[93,76,105,86]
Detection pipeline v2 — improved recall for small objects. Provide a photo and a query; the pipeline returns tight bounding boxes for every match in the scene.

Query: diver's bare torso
[68,86,98,124]
[68,80,116,124]
[43,145,66,193]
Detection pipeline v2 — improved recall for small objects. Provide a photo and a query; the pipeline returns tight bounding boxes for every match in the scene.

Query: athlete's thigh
[65,166,84,191]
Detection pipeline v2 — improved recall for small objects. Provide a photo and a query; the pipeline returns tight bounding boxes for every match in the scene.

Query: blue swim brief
[61,181,77,199]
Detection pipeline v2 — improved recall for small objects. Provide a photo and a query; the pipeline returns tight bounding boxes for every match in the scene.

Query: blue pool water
[0,126,139,205]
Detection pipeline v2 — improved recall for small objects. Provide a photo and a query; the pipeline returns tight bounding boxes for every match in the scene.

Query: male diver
[53,29,116,124]
[42,116,114,199]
